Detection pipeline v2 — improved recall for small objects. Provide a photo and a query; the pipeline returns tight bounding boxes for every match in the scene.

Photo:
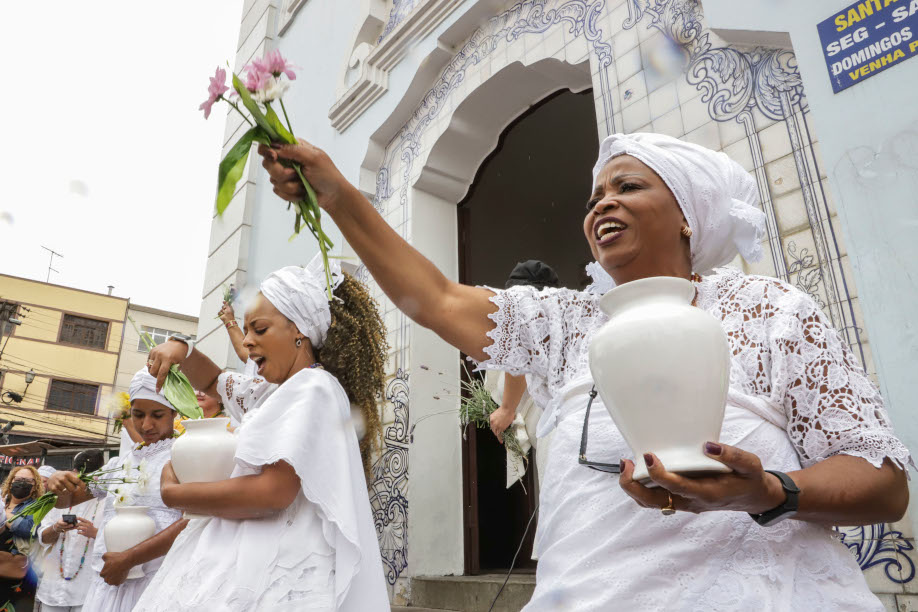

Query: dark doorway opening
[459,87,599,573]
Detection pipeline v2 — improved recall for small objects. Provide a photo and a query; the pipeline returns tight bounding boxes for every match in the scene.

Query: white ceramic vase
[171,417,237,519]
[588,276,731,483]
[103,506,156,580]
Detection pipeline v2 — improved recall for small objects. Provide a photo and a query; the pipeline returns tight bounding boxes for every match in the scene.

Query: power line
[0,410,111,440]
[0,353,78,379]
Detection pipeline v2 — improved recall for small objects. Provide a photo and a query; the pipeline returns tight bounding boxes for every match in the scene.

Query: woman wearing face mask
[0,465,43,607]
[45,369,188,612]
[254,133,911,609]
[132,255,390,612]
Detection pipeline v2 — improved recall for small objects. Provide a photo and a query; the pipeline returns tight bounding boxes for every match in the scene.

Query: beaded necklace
[58,500,99,581]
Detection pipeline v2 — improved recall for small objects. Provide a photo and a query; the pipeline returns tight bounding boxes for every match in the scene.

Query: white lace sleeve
[474,286,603,411]
[216,371,276,423]
[767,284,912,471]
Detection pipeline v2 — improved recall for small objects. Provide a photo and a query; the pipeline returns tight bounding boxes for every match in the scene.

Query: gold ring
[661,492,676,516]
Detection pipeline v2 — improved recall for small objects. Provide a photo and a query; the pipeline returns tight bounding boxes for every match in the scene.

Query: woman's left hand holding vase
[618,442,787,515]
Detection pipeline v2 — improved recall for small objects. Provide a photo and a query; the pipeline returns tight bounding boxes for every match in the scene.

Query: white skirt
[523,393,884,611]
[80,572,154,612]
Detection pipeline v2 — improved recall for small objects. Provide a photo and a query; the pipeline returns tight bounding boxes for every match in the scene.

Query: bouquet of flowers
[214,283,238,320]
[129,317,202,420]
[457,373,528,465]
[107,391,132,434]
[11,463,146,536]
[409,365,529,465]
[201,51,335,297]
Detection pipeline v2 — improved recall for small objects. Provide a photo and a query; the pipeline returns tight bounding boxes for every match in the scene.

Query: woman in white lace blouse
[258,132,910,610]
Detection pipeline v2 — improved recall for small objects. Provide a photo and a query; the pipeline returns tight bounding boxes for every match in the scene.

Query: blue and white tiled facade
[213,0,916,607]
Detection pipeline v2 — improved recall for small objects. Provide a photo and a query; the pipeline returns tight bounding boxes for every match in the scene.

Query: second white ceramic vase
[588,276,731,483]
[171,417,237,519]
[103,506,156,579]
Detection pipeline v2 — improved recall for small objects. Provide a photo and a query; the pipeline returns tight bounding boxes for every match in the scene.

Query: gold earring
[680,225,693,238]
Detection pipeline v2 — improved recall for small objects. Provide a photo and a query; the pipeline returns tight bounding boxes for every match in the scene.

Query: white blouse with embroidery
[476,268,910,611]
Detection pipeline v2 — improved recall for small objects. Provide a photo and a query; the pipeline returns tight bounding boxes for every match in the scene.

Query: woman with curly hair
[133,254,390,612]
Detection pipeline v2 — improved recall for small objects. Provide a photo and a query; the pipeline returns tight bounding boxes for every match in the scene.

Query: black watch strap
[749,470,800,526]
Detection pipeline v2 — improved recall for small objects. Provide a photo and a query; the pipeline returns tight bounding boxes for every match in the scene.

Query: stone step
[392,607,461,612]
[409,574,536,612]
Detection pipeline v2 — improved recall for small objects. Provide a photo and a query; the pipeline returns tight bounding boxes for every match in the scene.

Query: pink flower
[253,49,297,80]
[199,67,229,119]
[242,62,271,92]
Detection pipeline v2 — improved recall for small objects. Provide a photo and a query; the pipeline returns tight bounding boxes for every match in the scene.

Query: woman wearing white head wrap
[45,368,186,612]
[134,254,390,612]
[259,132,910,610]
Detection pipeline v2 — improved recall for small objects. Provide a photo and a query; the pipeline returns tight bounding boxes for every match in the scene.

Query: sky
[0,1,244,316]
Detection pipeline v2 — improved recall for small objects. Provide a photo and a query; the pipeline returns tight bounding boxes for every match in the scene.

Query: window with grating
[59,314,109,349]
[137,326,195,352]
[47,380,99,415]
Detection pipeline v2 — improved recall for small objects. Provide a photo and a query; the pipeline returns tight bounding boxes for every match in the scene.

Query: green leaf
[232,73,278,141]
[163,365,203,420]
[215,127,261,215]
[264,104,297,145]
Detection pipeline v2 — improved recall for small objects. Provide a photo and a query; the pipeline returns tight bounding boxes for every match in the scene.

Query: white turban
[592,132,765,274]
[259,253,344,348]
[129,368,176,411]
[37,465,56,478]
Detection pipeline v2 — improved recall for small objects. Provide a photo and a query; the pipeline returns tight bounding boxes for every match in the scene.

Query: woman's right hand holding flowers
[257,139,356,215]
[47,471,85,498]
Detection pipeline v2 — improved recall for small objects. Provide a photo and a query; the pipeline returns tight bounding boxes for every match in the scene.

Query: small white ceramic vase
[103,506,156,580]
[588,276,731,483]
[171,417,237,519]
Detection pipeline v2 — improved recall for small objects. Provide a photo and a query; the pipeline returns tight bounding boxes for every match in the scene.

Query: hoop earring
[680,225,693,238]
[295,338,303,347]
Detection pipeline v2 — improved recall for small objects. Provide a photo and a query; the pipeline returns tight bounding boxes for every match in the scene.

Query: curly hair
[2,465,44,503]
[317,272,389,476]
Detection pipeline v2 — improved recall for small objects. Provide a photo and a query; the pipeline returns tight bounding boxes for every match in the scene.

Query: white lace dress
[477,268,911,611]
[81,438,183,612]
[132,368,390,612]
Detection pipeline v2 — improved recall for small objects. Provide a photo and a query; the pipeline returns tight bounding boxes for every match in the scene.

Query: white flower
[252,75,290,104]
[122,458,133,475]
[135,462,151,493]
[113,488,135,508]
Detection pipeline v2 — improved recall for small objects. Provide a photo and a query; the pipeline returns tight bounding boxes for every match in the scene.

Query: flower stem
[279,99,294,135]
[223,98,253,126]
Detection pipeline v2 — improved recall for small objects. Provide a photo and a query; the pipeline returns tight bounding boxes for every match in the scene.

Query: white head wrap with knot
[129,368,176,411]
[592,132,765,274]
[259,253,344,349]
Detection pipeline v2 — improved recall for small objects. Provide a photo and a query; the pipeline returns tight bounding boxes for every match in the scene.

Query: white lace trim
[476,269,912,472]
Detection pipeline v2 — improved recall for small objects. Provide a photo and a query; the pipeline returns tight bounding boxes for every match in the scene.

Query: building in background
[115,304,198,394]
[0,273,127,473]
[204,1,918,607]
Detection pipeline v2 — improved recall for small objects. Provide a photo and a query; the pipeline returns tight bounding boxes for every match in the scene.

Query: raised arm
[218,301,249,363]
[258,141,497,361]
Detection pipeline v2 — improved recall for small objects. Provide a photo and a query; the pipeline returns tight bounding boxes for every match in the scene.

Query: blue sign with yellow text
[817,0,918,93]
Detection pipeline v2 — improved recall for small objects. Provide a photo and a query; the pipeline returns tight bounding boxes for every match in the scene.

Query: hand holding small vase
[618,441,787,515]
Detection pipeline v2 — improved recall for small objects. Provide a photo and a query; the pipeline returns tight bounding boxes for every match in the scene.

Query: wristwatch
[749,470,800,526]
[168,333,195,359]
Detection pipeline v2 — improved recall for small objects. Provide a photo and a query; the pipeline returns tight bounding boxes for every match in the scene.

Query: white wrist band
[169,335,195,359]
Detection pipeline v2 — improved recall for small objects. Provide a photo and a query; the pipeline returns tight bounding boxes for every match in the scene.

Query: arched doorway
[459,87,599,573]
